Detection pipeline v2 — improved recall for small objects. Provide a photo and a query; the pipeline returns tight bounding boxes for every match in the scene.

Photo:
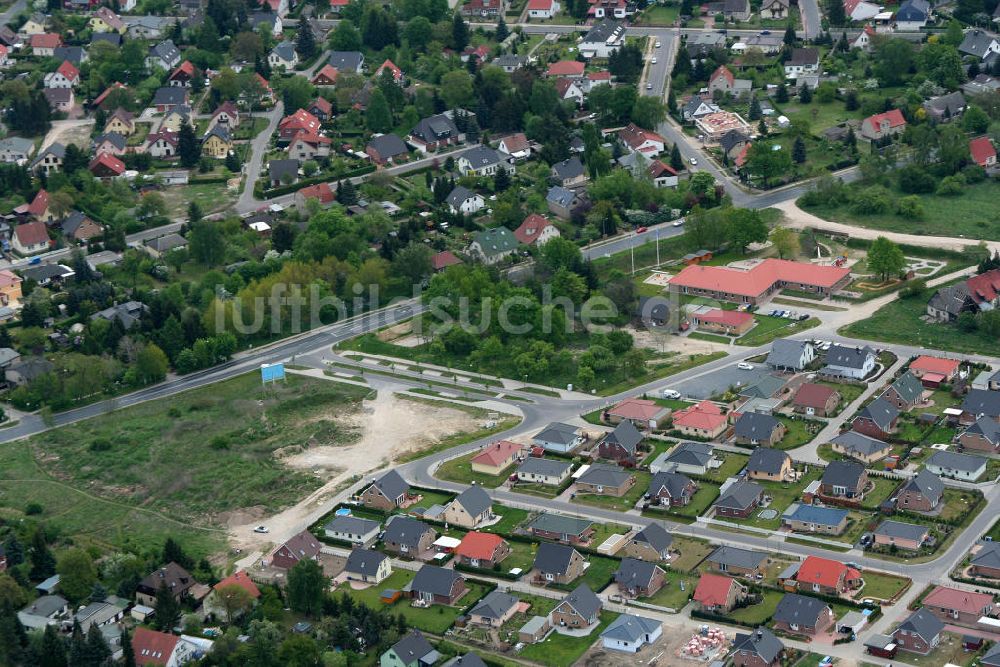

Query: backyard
[518,611,620,667]
[436,450,517,487]
[574,471,651,512]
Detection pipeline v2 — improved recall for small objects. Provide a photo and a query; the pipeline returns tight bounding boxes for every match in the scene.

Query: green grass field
[575,471,651,512]
[861,570,910,601]
[518,611,619,667]
[435,451,516,488]
[669,536,716,572]
[736,316,820,347]
[0,372,370,557]
[729,589,783,625]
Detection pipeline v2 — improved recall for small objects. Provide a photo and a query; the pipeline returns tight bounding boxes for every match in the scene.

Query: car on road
[737,362,754,370]
[651,57,657,64]
[689,157,698,165]
[253,525,269,534]
[672,220,684,226]
[662,389,681,399]
[760,30,771,34]
[646,83,653,90]
[636,226,648,233]
[798,313,809,321]
[655,41,661,47]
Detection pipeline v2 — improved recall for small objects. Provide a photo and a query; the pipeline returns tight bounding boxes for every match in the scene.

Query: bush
[89,438,112,452]
[897,166,935,194]
[896,195,924,219]
[850,185,893,215]
[25,503,43,515]
[936,174,966,196]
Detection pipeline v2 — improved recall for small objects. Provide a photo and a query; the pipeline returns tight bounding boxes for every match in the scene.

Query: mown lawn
[0,372,371,558]
[736,316,820,347]
[729,589,783,625]
[861,570,910,601]
[776,416,824,449]
[645,482,721,520]
[518,611,619,667]
[646,572,693,610]
[483,505,532,536]
[575,471,651,512]
[670,536,716,573]
[436,451,516,488]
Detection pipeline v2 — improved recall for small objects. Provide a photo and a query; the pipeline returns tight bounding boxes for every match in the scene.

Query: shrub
[896,195,924,219]
[89,438,112,452]
[936,174,965,196]
[25,503,43,515]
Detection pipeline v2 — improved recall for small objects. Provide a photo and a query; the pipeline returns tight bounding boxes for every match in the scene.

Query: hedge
[256,164,376,199]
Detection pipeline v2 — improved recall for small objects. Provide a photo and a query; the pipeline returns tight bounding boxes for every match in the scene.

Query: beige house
[442,487,494,529]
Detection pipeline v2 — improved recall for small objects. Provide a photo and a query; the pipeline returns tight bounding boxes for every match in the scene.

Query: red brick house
[891,608,944,655]
[693,572,747,613]
[852,397,899,439]
[792,383,840,417]
[792,556,862,597]
[921,586,994,627]
[454,532,511,569]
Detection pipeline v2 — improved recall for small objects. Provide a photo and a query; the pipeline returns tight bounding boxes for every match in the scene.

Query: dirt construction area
[229,388,486,553]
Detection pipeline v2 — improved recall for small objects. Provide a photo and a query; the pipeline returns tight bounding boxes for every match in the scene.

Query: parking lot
[666,362,771,400]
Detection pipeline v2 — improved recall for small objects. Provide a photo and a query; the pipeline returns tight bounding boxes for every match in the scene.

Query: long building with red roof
[668,258,852,305]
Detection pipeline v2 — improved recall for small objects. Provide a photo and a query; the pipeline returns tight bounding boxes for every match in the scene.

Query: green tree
[280,75,315,112]
[495,17,509,41]
[29,527,56,581]
[177,120,200,168]
[121,628,136,667]
[189,221,225,266]
[771,226,800,259]
[452,13,469,51]
[744,143,792,187]
[39,624,66,667]
[874,39,914,87]
[329,21,362,51]
[287,559,326,618]
[295,20,316,60]
[440,70,474,109]
[56,549,97,603]
[630,96,667,128]
[366,88,393,133]
[792,136,807,164]
[134,343,169,384]
[670,143,684,171]
[728,209,768,253]
[867,236,906,281]
[215,583,254,623]
[154,582,181,631]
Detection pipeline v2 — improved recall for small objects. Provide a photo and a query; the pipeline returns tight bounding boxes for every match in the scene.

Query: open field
[0,373,371,558]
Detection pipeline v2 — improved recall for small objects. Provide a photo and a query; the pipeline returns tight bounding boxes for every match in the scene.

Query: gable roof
[767,338,813,369]
[901,469,944,506]
[890,371,924,404]
[747,447,790,475]
[470,440,521,468]
[964,415,1000,445]
[788,47,819,66]
[773,593,831,626]
[793,383,838,409]
[828,430,889,457]
[447,185,480,208]
[615,557,663,589]
[648,470,695,500]
[390,631,435,663]
[672,260,850,300]
[325,515,379,535]
[600,614,660,643]
[411,564,462,596]
[14,221,49,247]
[534,541,581,576]
[345,548,388,576]
[383,516,433,547]
[962,389,1000,417]
[273,530,321,563]
[715,480,763,511]
[864,109,907,130]
[694,572,740,607]
[707,545,767,570]
[796,556,857,590]
[132,627,179,666]
[471,227,518,259]
[665,441,713,468]
[213,570,261,598]
[513,213,556,245]
[734,412,782,441]
[632,523,673,552]
[971,136,997,165]
[367,133,408,158]
[451,486,492,517]
[894,607,944,643]
[732,628,784,662]
[558,583,601,618]
[856,397,899,431]
[822,460,866,488]
[826,344,876,369]
[577,463,633,488]
[456,532,506,561]
[603,420,643,454]
[551,156,585,180]
[470,590,518,620]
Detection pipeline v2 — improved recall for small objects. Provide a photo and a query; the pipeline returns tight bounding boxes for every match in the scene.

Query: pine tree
[758,119,768,136]
[783,23,796,45]
[163,537,193,570]
[29,527,56,580]
[670,143,684,171]
[225,150,241,172]
[337,179,357,206]
[366,89,393,133]
[84,624,111,665]
[154,583,181,631]
[452,13,468,51]
[296,20,317,60]
[495,17,508,42]
[775,82,789,103]
[494,168,510,192]
[67,621,86,667]
[792,136,807,164]
[177,121,200,168]
[748,95,762,120]
[39,624,66,667]
[121,627,136,667]
[254,53,271,79]
[3,534,22,567]
[798,84,812,103]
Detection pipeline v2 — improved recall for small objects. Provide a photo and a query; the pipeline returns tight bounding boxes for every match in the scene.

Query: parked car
[662,389,681,399]
[737,362,754,370]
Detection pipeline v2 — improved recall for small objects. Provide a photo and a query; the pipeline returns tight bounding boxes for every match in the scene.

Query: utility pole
[630,241,635,275]
[655,227,660,266]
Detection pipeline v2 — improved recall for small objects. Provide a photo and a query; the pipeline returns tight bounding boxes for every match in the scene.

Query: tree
[29,527,56,581]
[154,582,182,631]
[744,143,792,187]
[84,624,111,666]
[38,624,66,667]
[366,88,393,134]
[56,549,97,603]
[630,96,667,128]
[134,343,169,385]
[278,634,322,667]
[873,39,914,87]
[670,143,684,171]
[336,178,357,206]
[287,559,326,618]
[272,223,297,253]
[329,21,362,51]
[214,583,254,623]
[177,120,200,168]
[496,17,508,41]
[280,76,315,112]
[771,226,801,259]
[792,136,807,164]
[775,82,789,103]
[748,95,762,121]
[295,20,316,60]
[452,13,469,51]
[440,70,474,109]
[867,236,906,281]
[798,84,812,103]
[825,0,847,25]
[189,221,225,266]
[121,628,136,667]
[728,209,768,253]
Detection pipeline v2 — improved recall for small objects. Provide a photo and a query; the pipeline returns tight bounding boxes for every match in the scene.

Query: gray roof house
[0,136,36,163]
[268,158,300,186]
[889,371,924,406]
[922,91,967,121]
[823,345,876,379]
[828,431,890,461]
[926,450,987,480]
[630,523,673,556]
[451,486,492,520]
[614,558,664,594]
[963,416,1000,448]
[323,515,380,544]
[958,29,1000,60]
[651,441,714,474]
[707,545,767,573]
[714,480,764,515]
[550,156,585,186]
[384,630,437,667]
[855,397,900,433]
[457,146,510,176]
[410,564,464,599]
[648,470,696,504]
[556,584,602,622]
[533,422,583,453]
[893,607,944,646]
[747,447,791,478]
[577,463,633,490]
[372,470,413,503]
[345,548,388,578]
[17,595,68,630]
[517,457,572,480]
[533,542,582,578]
[732,628,784,665]
[446,185,483,214]
[875,519,930,545]
[600,614,661,651]
[962,389,1000,419]
[773,593,832,631]
[441,655,487,667]
[739,374,787,400]
[821,460,866,492]
[152,86,188,109]
[766,339,815,371]
[383,516,434,550]
[469,590,518,623]
[899,469,944,507]
[366,133,409,163]
[90,301,148,330]
[601,420,643,459]
[546,185,586,220]
[146,39,181,70]
[144,233,188,256]
[328,51,364,72]
[734,412,784,444]
[972,542,1000,571]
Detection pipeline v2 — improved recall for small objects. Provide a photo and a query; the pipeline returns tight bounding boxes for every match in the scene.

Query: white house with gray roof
[926,450,987,481]
[344,548,391,584]
[324,516,379,546]
[533,422,584,453]
[516,457,573,485]
[766,339,815,371]
[446,185,484,215]
[650,441,716,475]
[457,146,513,177]
[600,614,662,653]
[823,345,876,379]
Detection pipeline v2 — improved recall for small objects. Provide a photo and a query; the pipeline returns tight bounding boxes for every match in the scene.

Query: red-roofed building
[672,400,728,439]
[861,109,906,141]
[922,585,994,627]
[693,573,747,613]
[294,182,335,213]
[206,570,261,621]
[132,627,179,666]
[513,214,560,246]
[734,142,751,169]
[455,531,511,568]
[708,65,736,95]
[792,383,841,417]
[311,64,339,86]
[214,570,260,599]
[587,70,612,85]
[0,45,8,68]
[527,0,558,16]
[648,160,678,188]
[692,308,755,335]
[307,97,333,121]
[909,356,960,384]
[470,440,523,475]
[498,133,531,159]
[44,60,79,88]
[667,258,852,305]
[278,109,321,141]
[19,189,53,223]
[970,137,997,168]
[12,221,50,256]
[432,250,463,271]
[545,60,585,78]
[89,153,126,179]
[461,0,504,16]
[619,122,666,154]
[606,398,670,429]
[30,33,62,57]
[376,59,404,83]
[793,556,862,596]
[93,82,127,109]
[329,0,349,11]
[554,77,585,103]
[168,61,196,87]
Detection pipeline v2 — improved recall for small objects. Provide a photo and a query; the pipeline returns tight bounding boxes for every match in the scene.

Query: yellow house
[104,108,136,137]
[202,125,232,158]
[159,106,191,133]
[20,15,46,35]
[88,7,126,34]
[441,487,493,530]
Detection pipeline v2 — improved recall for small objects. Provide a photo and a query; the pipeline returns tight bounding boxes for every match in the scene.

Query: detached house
[442,486,493,529]
[713,480,764,519]
[30,33,62,57]
[820,461,868,500]
[360,470,410,511]
[550,156,587,188]
[823,345,876,380]
[971,136,997,168]
[623,524,673,562]
[746,447,792,482]
[527,0,560,18]
[455,532,510,569]
[772,593,835,636]
[552,584,601,629]
[614,558,665,598]
[146,40,181,70]
[896,469,944,512]
[516,457,573,486]
[410,565,466,606]
[619,123,666,155]
[105,108,136,136]
[883,372,924,411]
[576,463,636,497]
[533,542,585,584]
[533,422,584,453]
[733,412,785,447]
[446,185,485,215]
[732,628,785,667]
[793,556,862,597]
[926,450,987,481]
[921,585,994,627]
[344,549,391,584]
[513,214,560,247]
[792,383,840,417]
[852,396,899,439]
[767,339,815,372]
[693,573,747,613]
[323,516,379,546]
[647,470,697,507]
[672,400,728,439]
[468,227,517,265]
[269,530,321,570]
[784,48,820,80]
[268,41,299,70]
[366,133,409,165]
[408,113,462,153]
[891,608,944,655]
[44,61,79,89]
[828,431,891,464]
[600,614,662,654]
[598,420,643,465]
[457,146,512,177]
[12,221,50,256]
[469,591,518,627]
[469,440,522,475]
[861,109,907,141]
[959,415,1000,453]
[606,397,670,430]
[923,91,967,122]
[135,563,194,607]
[874,520,930,551]
[383,516,435,556]
[202,125,233,159]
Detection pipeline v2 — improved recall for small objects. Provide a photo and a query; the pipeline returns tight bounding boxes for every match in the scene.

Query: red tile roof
[377,59,403,81]
[312,64,339,85]
[499,133,529,153]
[279,108,321,134]
[967,269,1000,305]
[432,251,462,270]
[587,70,612,81]
[864,108,906,130]
[649,160,678,178]
[170,61,196,79]
[214,570,261,598]
[132,627,178,666]
[94,82,127,107]
[970,137,996,166]
[298,182,334,204]
[672,400,727,431]
[527,0,554,8]
[796,556,857,590]
[89,153,126,175]
[910,355,960,377]
[546,60,585,77]
[619,123,666,152]
[608,397,663,422]
[693,572,738,607]
[56,60,79,82]
[710,65,735,86]
[923,586,993,614]
[669,258,850,299]
[471,440,522,468]
[290,131,332,146]
[696,309,753,327]
[14,221,48,248]
[27,189,49,218]
[513,214,555,245]
[793,383,838,409]
[31,33,62,49]
[310,97,332,115]
[455,531,506,561]
[0,269,21,288]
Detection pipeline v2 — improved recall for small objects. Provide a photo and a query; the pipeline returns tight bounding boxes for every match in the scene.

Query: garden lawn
[938,489,982,523]
[408,489,455,511]
[645,482,720,520]
[0,372,369,558]
[575,471,651,512]
[891,632,982,667]
[862,477,902,510]
[645,572,693,610]
[669,536,716,573]
[701,452,750,482]
[728,589,782,625]
[483,505,531,536]
[518,611,619,667]
[861,571,910,601]
[736,316,820,347]
[776,416,823,449]
[436,451,515,488]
